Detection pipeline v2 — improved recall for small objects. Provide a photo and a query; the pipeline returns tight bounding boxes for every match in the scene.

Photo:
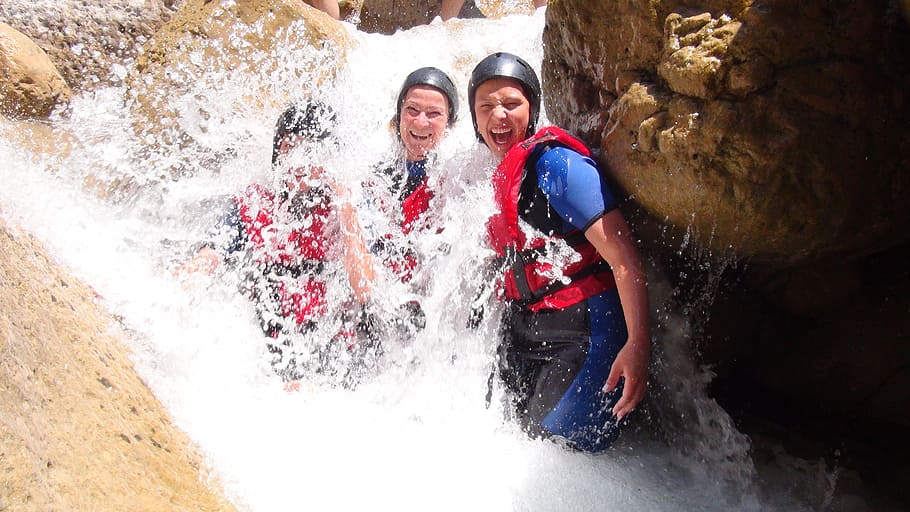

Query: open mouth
[490,126,513,146]
[409,130,432,142]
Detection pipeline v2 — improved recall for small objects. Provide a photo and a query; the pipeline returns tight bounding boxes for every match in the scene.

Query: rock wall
[128,0,352,150]
[356,0,444,33]
[0,0,178,92]
[0,220,237,511]
[0,22,71,118]
[354,0,520,34]
[542,0,910,266]
[542,0,910,474]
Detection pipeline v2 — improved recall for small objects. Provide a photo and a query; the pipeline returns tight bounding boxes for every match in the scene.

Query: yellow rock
[475,0,534,18]
[0,22,71,119]
[0,220,237,511]
[128,0,353,148]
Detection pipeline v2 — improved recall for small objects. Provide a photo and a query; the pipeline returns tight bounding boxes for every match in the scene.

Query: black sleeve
[201,201,246,255]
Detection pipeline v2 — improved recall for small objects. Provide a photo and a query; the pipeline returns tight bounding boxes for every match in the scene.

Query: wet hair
[271,101,336,166]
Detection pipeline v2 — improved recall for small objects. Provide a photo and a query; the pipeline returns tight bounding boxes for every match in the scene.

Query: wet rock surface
[0,220,236,511]
[127,0,352,149]
[543,1,910,266]
[543,1,910,506]
[0,22,71,118]
[0,0,178,92]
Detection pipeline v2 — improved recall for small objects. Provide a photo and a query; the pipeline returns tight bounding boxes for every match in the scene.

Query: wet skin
[398,85,450,162]
[472,77,530,159]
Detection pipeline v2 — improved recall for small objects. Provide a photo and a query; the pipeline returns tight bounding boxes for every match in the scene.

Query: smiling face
[398,85,450,162]
[472,77,531,160]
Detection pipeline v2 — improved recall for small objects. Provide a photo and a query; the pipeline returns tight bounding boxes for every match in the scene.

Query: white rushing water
[0,8,836,512]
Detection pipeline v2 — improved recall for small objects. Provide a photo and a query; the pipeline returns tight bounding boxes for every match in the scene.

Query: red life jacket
[400,176,433,235]
[236,184,331,326]
[487,126,616,312]
[380,176,431,282]
[372,163,435,282]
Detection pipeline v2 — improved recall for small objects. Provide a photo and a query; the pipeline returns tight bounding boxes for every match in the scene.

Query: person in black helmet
[469,52,651,452]
[394,67,458,171]
[388,66,457,232]
[365,67,459,335]
[176,101,379,389]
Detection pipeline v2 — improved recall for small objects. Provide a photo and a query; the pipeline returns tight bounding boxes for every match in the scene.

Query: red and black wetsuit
[362,158,439,334]
[234,184,332,332]
[370,158,435,283]
[211,184,378,383]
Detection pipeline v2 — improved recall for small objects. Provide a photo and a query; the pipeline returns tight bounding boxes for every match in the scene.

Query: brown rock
[544,0,910,479]
[749,258,910,434]
[357,0,442,33]
[355,0,523,34]
[128,0,353,149]
[475,0,533,18]
[0,220,237,511]
[658,13,741,100]
[0,22,71,119]
[340,0,365,21]
[0,0,178,92]
[543,1,910,266]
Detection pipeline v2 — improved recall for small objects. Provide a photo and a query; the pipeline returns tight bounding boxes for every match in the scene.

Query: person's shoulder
[370,156,406,192]
[373,154,403,175]
[534,144,587,168]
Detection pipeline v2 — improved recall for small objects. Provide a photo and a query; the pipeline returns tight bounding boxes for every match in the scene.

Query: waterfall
[0,8,836,512]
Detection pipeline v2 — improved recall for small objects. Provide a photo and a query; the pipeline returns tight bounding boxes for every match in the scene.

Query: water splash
[0,8,837,512]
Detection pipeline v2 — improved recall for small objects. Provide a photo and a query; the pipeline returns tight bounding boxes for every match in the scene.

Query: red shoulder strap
[489,126,592,255]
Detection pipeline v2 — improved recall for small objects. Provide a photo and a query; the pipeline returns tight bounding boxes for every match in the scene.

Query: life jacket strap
[499,241,611,307]
[261,259,326,278]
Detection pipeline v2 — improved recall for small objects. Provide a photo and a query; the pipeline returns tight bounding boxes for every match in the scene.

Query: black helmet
[395,67,459,127]
[468,52,541,141]
[272,101,335,165]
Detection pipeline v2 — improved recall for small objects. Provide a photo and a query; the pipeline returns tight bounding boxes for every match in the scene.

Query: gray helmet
[272,101,335,165]
[468,52,541,141]
[395,67,459,127]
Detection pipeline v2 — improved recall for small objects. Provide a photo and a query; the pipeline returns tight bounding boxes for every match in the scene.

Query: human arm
[302,0,339,19]
[439,0,464,20]
[584,210,650,419]
[173,201,243,282]
[331,182,376,303]
[537,146,650,418]
[173,245,221,280]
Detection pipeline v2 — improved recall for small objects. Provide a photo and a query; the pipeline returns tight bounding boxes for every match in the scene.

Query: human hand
[173,247,220,284]
[327,177,350,201]
[603,339,650,420]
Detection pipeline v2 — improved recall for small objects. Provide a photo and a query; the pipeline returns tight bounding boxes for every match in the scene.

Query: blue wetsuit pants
[498,288,628,452]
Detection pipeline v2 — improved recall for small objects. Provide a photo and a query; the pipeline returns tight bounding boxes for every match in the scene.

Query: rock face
[0,0,178,92]
[0,22,71,118]
[128,0,352,149]
[356,0,444,33]
[542,0,910,472]
[542,0,910,266]
[0,220,237,511]
[748,248,910,433]
[354,0,518,34]
[475,0,534,18]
